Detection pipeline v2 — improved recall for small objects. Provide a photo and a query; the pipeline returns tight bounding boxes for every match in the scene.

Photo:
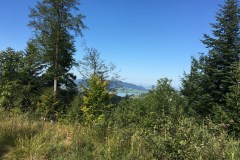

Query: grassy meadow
[1,108,240,160]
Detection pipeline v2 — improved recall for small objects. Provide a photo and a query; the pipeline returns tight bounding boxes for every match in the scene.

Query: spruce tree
[78,48,118,123]
[181,55,213,116]
[182,0,240,124]
[28,0,86,95]
[225,61,240,132]
[18,40,44,111]
[201,0,240,107]
[81,74,114,124]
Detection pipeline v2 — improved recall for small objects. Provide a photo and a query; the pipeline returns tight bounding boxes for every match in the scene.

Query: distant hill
[109,81,147,91]
[76,79,147,91]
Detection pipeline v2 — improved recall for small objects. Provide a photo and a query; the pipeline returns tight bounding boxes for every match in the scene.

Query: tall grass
[1,108,240,159]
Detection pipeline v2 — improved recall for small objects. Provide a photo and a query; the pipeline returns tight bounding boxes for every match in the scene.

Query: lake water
[117,91,147,97]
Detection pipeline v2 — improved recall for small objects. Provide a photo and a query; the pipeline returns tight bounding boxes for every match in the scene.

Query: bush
[112,78,186,129]
[36,88,60,120]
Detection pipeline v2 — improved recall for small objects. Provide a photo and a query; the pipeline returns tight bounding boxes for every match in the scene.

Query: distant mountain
[76,79,147,91]
[109,81,147,91]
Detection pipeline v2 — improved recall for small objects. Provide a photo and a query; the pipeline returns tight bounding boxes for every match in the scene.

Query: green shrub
[36,88,60,120]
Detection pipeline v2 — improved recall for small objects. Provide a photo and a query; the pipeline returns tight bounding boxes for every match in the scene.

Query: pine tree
[28,0,86,94]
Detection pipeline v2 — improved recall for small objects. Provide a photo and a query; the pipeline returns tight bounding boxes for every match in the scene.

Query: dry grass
[0,110,76,159]
[1,109,240,160]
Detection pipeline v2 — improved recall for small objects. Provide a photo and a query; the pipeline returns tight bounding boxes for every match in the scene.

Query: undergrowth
[1,108,240,160]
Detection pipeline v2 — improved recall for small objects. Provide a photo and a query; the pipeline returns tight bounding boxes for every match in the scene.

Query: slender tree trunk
[54,2,60,95]
[54,77,57,93]
[54,36,59,94]
[237,62,240,107]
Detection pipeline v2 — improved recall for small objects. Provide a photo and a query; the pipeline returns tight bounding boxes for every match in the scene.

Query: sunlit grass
[1,109,240,159]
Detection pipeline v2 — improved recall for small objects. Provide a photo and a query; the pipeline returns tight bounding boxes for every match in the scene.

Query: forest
[0,0,240,159]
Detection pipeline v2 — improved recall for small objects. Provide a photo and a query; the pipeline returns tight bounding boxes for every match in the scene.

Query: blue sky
[0,0,224,88]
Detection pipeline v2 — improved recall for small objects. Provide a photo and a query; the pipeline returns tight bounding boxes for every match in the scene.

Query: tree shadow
[0,126,41,158]
[0,131,15,158]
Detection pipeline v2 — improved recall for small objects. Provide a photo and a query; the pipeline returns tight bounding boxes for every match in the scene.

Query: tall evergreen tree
[181,55,213,116]
[201,0,240,106]
[182,0,240,120]
[225,61,240,132]
[28,0,86,94]
[18,40,44,111]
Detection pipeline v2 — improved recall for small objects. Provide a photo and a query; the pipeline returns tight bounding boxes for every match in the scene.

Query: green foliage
[202,0,240,108]
[112,78,186,129]
[67,93,83,123]
[1,109,240,159]
[2,1,240,159]
[0,44,43,112]
[35,86,77,121]
[181,0,240,129]
[36,88,60,120]
[81,74,114,124]
[146,78,183,117]
[225,62,240,133]
[18,40,44,112]
[181,55,215,116]
[0,48,24,110]
[78,47,119,82]
[28,0,87,94]
[76,47,119,124]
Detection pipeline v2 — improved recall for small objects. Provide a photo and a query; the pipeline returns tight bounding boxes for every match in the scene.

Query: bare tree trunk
[237,62,240,107]
[54,77,57,93]
[54,2,61,95]
[54,36,59,94]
